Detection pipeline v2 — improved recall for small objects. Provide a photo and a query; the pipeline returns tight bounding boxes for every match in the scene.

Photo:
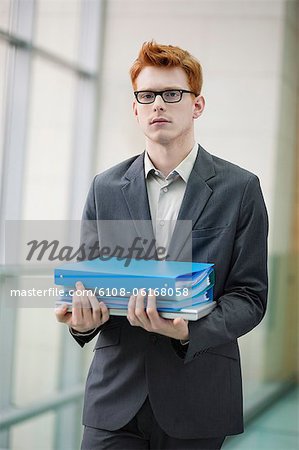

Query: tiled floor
[223,387,299,450]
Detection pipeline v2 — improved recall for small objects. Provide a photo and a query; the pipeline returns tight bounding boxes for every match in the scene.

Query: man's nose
[152,94,166,110]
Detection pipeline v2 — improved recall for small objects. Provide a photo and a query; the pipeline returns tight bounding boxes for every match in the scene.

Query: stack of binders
[54,257,216,321]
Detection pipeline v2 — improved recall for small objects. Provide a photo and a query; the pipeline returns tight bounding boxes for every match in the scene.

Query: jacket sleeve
[69,325,102,347]
[184,175,268,364]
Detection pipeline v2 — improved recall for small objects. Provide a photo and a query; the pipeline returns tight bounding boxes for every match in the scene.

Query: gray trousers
[81,397,226,450]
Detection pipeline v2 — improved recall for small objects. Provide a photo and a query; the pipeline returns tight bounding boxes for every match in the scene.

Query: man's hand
[55,281,110,333]
[127,289,189,340]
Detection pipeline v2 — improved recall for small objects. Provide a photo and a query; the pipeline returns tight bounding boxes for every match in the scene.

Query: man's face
[133,66,204,146]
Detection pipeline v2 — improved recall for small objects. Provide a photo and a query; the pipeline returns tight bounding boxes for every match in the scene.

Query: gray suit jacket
[72,145,268,439]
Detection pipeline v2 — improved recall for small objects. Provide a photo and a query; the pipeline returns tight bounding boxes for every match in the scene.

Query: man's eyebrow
[138,86,185,91]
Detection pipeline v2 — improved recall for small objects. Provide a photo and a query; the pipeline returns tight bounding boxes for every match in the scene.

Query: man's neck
[145,137,195,177]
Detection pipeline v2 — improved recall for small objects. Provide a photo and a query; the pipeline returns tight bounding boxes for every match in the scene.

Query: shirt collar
[144,142,198,183]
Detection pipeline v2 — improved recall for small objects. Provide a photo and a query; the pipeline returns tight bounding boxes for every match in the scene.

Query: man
[56,41,268,450]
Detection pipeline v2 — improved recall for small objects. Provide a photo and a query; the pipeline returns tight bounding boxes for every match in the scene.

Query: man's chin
[147,132,174,146]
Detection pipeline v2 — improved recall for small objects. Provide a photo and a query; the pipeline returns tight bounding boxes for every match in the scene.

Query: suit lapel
[121,153,157,258]
[167,145,215,260]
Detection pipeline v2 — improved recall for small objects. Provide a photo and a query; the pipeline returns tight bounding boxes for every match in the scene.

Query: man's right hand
[55,281,110,333]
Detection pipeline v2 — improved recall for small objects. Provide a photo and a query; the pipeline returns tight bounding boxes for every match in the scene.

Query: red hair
[130,41,203,95]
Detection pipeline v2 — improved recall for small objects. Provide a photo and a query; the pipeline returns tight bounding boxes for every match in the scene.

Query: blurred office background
[0,0,298,449]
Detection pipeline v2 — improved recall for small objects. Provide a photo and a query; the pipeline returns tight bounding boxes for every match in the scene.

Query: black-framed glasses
[134,89,198,104]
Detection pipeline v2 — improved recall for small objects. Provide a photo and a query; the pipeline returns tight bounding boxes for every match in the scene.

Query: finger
[173,317,183,326]
[87,290,102,322]
[173,317,189,339]
[72,282,84,323]
[77,282,92,310]
[127,294,137,325]
[173,317,187,328]
[55,304,69,322]
[99,301,110,324]
[79,284,98,326]
[135,290,151,329]
[146,290,163,329]
[87,290,101,313]
[55,305,72,327]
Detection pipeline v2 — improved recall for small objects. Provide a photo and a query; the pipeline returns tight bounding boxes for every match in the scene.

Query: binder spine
[54,272,176,292]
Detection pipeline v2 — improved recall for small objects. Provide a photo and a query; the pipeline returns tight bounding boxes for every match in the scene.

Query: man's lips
[150,118,171,125]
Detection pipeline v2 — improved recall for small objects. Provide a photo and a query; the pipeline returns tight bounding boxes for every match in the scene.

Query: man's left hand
[127,289,189,341]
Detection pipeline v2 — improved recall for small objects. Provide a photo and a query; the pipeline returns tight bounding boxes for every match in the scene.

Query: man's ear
[133,100,139,122]
[193,95,205,119]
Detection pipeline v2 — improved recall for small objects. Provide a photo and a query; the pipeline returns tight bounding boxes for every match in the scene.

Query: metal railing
[0,385,84,430]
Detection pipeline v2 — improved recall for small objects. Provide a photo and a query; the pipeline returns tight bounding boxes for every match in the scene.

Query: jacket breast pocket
[192,226,230,239]
[93,326,121,350]
[191,226,231,263]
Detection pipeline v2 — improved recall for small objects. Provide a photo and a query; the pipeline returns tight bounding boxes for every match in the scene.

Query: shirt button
[155,171,159,176]
[159,220,165,227]
[163,187,168,193]
[151,335,158,344]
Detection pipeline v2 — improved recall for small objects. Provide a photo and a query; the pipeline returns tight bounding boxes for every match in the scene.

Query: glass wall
[35,0,82,64]
[0,41,9,199]
[0,1,103,449]
[23,57,76,220]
